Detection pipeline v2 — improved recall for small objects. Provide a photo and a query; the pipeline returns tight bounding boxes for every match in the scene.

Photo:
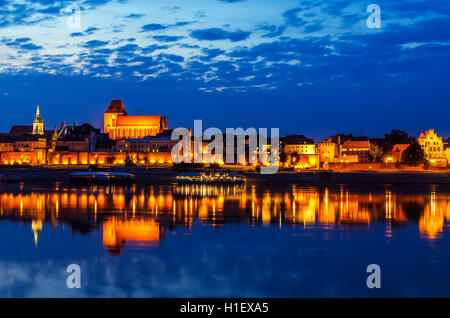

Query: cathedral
[104,99,168,140]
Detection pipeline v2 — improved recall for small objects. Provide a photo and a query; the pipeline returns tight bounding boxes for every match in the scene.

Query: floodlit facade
[104,99,168,140]
[284,143,316,155]
[318,142,337,163]
[418,129,446,160]
[340,140,371,163]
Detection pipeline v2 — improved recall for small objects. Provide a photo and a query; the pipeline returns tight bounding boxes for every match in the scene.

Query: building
[56,123,101,152]
[0,136,14,152]
[285,143,316,155]
[318,142,337,163]
[340,140,371,163]
[385,144,409,163]
[104,99,168,140]
[418,129,446,160]
[446,147,450,166]
[117,137,179,153]
[32,105,44,135]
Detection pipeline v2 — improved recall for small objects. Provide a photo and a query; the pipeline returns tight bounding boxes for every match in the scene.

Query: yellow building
[418,129,446,161]
[104,99,168,140]
[284,143,316,155]
[318,142,337,163]
[340,140,371,163]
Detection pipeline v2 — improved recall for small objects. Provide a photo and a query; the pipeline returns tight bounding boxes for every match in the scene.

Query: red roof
[341,140,370,149]
[105,99,128,115]
[8,125,33,136]
[392,144,409,152]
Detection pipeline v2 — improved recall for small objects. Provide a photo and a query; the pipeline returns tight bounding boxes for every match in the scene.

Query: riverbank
[1,166,450,185]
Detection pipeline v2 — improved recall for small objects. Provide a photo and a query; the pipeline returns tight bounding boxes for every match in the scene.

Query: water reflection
[1,183,450,255]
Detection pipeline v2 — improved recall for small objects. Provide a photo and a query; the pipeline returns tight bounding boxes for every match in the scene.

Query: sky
[0,0,449,141]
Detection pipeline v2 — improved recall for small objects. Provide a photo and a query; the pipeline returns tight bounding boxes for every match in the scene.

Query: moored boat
[69,172,135,184]
[176,170,246,184]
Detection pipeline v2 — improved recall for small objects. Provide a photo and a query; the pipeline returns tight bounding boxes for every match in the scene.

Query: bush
[401,142,426,166]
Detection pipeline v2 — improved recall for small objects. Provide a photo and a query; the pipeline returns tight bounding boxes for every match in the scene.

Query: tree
[385,130,415,145]
[401,142,426,166]
[369,142,384,163]
[279,151,288,164]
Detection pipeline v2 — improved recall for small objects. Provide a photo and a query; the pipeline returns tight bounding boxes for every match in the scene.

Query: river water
[0,182,449,297]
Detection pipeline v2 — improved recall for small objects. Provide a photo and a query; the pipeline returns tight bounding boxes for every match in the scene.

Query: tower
[51,126,59,151]
[33,105,44,135]
[104,99,127,139]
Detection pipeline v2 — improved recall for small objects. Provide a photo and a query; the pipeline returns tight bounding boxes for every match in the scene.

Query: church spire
[34,105,43,123]
[33,104,44,135]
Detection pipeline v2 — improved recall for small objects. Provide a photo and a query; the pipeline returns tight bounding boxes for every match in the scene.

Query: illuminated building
[418,129,447,166]
[117,136,179,153]
[104,99,168,140]
[56,123,101,152]
[284,143,316,155]
[385,144,409,163]
[317,142,337,164]
[32,105,44,135]
[340,140,371,163]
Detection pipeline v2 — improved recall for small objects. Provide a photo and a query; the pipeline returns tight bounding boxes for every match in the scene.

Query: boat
[69,171,135,184]
[175,170,246,185]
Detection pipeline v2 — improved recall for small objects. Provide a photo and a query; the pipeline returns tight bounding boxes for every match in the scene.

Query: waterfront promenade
[1,166,450,185]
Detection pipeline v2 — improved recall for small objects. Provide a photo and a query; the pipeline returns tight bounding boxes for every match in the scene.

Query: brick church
[104,99,168,140]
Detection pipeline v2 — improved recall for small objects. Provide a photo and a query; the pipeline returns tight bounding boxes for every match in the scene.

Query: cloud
[80,40,109,48]
[153,35,184,43]
[3,37,43,50]
[124,13,145,19]
[258,25,286,38]
[70,27,99,37]
[142,23,167,31]
[190,28,251,42]
[282,7,307,27]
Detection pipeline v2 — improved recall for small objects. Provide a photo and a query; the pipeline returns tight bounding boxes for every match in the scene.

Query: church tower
[33,105,44,135]
[104,99,127,139]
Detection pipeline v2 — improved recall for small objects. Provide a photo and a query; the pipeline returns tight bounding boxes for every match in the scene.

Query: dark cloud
[69,26,99,37]
[124,13,145,19]
[282,8,307,27]
[153,35,184,42]
[142,23,167,31]
[70,32,84,37]
[3,37,43,50]
[190,28,251,42]
[258,25,286,38]
[80,40,109,48]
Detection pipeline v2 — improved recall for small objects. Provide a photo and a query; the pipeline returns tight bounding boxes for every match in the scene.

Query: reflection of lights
[1,185,450,243]
[419,190,444,239]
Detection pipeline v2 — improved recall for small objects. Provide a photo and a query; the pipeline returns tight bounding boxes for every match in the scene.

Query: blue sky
[0,0,449,140]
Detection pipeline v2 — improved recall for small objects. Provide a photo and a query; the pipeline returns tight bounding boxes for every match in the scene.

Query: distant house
[56,123,101,152]
[418,129,446,160]
[318,142,337,163]
[340,140,371,163]
[8,125,34,137]
[385,144,410,163]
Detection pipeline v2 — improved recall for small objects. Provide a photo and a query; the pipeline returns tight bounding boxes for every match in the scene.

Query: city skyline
[1,102,449,143]
[0,0,449,140]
